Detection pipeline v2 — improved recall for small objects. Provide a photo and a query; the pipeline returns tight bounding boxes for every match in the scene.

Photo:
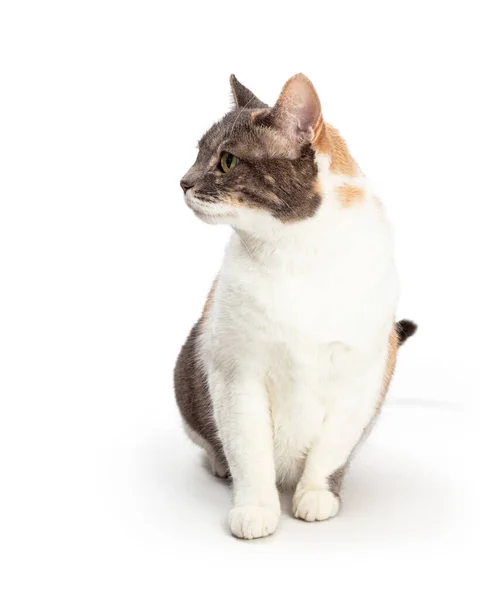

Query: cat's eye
[219,152,239,173]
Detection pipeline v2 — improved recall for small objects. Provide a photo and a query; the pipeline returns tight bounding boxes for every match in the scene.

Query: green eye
[220,152,239,173]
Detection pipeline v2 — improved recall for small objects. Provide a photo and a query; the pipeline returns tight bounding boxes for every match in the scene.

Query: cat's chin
[185,194,234,224]
[193,210,233,225]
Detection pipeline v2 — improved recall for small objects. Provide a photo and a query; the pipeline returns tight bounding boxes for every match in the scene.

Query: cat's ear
[230,74,268,109]
[269,74,323,146]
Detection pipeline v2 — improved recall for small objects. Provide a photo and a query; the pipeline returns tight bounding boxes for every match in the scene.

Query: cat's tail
[396,319,418,346]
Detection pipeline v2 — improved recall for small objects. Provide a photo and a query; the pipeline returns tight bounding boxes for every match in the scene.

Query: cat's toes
[293,488,340,522]
[229,505,279,540]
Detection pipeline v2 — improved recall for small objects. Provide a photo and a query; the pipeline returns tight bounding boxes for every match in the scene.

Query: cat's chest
[260,271,343,328]
[223,259,367,345]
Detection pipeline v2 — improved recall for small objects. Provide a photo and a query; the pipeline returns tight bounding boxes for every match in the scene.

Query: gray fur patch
[174,322,229,477]
[328,465,347,497]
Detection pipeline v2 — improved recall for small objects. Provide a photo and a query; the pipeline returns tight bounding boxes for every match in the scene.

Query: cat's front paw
[229,505,279,540]
[293,488,340,522]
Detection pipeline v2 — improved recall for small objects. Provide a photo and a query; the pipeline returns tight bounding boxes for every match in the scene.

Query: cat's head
[180,74,324,233]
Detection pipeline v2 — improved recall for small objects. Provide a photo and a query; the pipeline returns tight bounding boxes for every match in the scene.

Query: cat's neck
[229,158,385,272]
[230,203,343,271]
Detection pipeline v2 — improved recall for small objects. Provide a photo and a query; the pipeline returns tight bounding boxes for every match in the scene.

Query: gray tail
[396,319,418,345]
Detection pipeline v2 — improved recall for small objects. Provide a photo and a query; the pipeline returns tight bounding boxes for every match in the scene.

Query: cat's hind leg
[174,322,230,479]
[183,421,229,478]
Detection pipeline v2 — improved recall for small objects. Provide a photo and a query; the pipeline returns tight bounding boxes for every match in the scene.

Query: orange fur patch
[377,326,399,412]
[201,280,217,322]
[313,123,358,176]
[337,184,364,207]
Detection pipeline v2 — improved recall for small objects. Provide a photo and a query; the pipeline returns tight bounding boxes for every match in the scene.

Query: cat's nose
[180,180,193,193]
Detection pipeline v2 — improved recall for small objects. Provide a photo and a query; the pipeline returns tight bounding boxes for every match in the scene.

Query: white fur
[229,505,280,540]
[194,152,399,539]
[293,488,339,522]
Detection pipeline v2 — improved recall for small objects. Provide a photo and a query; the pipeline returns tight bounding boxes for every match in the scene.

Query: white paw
[229,505,279,540]
[293,488,340,522]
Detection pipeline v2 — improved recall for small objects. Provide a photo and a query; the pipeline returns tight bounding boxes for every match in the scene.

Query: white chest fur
[200,183,398,487]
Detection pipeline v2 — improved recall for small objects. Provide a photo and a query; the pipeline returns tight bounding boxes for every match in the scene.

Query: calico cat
[174,74,416,539]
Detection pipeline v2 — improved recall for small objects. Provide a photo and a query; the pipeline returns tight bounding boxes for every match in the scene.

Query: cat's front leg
[208,368,280,539]
[293,362,384,522]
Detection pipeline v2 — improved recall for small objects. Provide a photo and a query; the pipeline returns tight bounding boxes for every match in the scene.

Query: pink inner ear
[275,74,322,143]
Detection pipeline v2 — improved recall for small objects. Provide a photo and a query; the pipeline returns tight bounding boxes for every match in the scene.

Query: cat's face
[180,74,323,234]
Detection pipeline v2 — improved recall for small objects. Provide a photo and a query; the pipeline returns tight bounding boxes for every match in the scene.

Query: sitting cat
[175,74,416,539]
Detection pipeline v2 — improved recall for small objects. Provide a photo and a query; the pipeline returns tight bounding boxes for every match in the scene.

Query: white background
[0,1,477,598]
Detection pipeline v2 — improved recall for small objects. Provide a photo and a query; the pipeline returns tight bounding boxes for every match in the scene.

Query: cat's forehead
[198,109,291,159]
[199,110,257,150]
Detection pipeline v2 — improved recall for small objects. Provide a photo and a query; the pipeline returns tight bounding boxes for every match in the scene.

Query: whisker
[228,95,257,136]
[235,231,256,262]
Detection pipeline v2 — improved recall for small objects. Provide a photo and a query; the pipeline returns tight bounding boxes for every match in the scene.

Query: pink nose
[180,180,192,193]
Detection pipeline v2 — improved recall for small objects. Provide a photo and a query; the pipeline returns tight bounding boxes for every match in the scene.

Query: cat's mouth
[185,192,234,224]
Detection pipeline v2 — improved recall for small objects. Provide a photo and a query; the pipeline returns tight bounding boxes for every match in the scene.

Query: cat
[174,74,417,540]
